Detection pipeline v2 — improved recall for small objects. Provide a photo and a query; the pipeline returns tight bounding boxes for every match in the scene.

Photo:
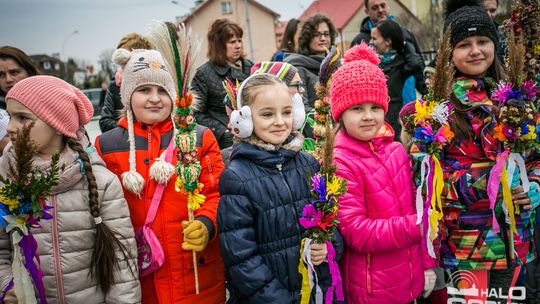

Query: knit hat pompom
[112,48,132,66]
[330,43,389,121]
[343,43,380,66]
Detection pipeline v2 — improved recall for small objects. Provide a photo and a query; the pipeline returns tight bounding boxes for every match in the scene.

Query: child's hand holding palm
[310,243,328,266]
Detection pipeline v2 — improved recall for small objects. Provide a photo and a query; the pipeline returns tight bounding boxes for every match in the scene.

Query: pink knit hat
[6,75,93,138]
[330,43,389,121]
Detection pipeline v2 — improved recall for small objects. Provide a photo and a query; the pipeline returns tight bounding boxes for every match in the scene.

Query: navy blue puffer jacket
[218,139,343,304]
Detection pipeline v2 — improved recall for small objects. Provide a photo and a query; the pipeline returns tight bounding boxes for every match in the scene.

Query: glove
[423,269,437,298]
[181,220,209,252]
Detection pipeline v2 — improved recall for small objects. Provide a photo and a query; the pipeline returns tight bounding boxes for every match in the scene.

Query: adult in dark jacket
[284,14,337,112]
[0,46,39,109]
[218,74,343,303]
[99,32,154,132]
[99,80,123,132]
[191,19,253,150]
[350,0,427,95]
[271,18,301,62]
[371,20,423,140]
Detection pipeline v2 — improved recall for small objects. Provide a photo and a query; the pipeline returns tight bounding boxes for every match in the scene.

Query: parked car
[82,88,102,116]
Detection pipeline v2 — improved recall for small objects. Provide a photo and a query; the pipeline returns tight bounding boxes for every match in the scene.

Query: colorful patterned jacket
[411,78,540,271]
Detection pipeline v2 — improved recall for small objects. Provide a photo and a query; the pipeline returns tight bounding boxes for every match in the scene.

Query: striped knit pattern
[250,61,298,85]
[6,75,93,138]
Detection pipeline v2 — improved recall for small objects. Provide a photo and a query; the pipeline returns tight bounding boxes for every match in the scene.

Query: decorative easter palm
[0,123,61,304]
[487,31,539,239]
[297,47,346,304]
[504,0,540,85]
[403,28,455,258]
[147,21,204,294]
[303,46,342,154]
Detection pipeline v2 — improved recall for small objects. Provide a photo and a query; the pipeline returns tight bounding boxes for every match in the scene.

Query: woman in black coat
[191,19,252,149]
[370,19,423,140]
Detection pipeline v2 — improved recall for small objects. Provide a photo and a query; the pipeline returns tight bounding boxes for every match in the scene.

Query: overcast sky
[1,0,313,69]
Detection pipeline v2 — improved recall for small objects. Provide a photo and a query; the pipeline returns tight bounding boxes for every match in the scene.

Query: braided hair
[65,137,133,294]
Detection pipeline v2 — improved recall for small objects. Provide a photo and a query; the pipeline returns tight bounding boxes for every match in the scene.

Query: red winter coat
[333,125,437,304]
[95,118,225,304]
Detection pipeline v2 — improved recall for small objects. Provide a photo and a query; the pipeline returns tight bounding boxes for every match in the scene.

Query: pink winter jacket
[333,126,437,304]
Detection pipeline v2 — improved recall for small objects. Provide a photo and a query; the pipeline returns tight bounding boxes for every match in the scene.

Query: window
[42,61,51,70]
[221,1,232,14]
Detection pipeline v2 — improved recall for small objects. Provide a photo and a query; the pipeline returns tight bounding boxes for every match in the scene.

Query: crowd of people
[0,0,539,303]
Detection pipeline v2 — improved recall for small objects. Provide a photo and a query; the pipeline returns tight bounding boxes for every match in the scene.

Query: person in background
[0,46,39,110]
[481,0,506,62]
[370,19,423,141]
[98,81,108,108]
[350,0,426,96]
[284,14,336,113]
[99,33,154,133]
[271,18,301,62]
[191,19,253,150]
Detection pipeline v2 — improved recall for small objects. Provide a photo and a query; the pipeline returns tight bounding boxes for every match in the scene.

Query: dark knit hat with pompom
[444,0,499,49]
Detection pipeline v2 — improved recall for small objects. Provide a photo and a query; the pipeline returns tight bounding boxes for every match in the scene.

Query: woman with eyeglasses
[284,14,336,114]
[370,19,423,141]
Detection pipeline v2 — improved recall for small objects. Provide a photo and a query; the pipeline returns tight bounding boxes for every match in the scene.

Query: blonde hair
[116,33,154,50]
[240,74,288,107]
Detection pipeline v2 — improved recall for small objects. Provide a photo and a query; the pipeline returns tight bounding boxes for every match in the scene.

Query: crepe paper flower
[299,204,323,229]
[522,80,537,100]
[494,124,508,141]
[0,193,20,212]
[432,102,453,125]
[326,175,346,200]
[414,99,435,124]
[434,124,455,143]
[414,127,435,144]
[520,124,537,140]
[492,82,514,103]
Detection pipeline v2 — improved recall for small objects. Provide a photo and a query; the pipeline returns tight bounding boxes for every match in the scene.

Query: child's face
[6,99,63,157]
[131,85,172,125]
[452,36,495,78]
[251,85,293,146]
[341,103,385,141]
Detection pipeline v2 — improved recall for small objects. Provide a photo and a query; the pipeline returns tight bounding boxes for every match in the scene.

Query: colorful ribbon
[488,150,509,234]
[325,240,344,303]
[20,232,47,304]
[487,150,518,234]
[298,238,313,304]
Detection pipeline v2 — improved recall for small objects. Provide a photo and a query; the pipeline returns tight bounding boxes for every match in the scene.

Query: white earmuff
[291,93,306,131]
[229,106,253,138]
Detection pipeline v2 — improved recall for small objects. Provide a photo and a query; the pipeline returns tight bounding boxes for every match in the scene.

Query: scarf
[450,77,500,160]
[378,49,397,66]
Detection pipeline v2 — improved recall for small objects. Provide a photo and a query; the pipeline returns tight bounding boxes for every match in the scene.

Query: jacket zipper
[205,155,215,189]
[51,195,65,303]
[147,125,152,144]
[408,249,414,299]
[367,253,372,296]
[276,163,302,292]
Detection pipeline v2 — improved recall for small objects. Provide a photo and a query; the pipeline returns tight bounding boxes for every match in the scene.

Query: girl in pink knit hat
[330,43,437,304]
[0,75,140,303]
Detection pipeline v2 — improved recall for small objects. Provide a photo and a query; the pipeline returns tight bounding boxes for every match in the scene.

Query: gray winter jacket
[0,143,140,303]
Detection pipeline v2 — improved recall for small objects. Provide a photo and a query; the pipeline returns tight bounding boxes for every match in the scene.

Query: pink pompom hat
[329,43,389,121]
